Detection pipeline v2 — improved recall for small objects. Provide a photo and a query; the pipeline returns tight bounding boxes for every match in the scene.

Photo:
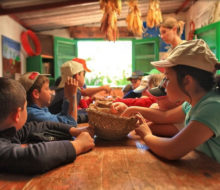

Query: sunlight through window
[78,41,132,87]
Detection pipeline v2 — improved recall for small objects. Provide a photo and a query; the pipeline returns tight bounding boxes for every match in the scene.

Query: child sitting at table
[123,39,220,163]
[122,71,144,98]
[122,74,149,99]
[72,57,112,101]
[19,71,78,125]
[49,58,111,123]
[145,80,187,137]
[112,73,164,108]
[49,59,88,123]
[112,77,188,137]
[0,77,95,174]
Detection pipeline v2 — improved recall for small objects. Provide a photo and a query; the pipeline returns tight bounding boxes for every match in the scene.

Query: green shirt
[184,90,220,163]
[182,101,191,116]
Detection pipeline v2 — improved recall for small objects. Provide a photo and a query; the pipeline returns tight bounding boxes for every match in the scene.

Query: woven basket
[87,107,137,140]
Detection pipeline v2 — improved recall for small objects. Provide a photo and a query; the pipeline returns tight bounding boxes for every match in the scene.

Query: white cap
[133,75,150,93]
[58,60,84,88]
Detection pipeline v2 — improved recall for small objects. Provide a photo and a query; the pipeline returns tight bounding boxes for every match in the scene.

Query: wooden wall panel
[37,34,54,56]
[69,26,136,39]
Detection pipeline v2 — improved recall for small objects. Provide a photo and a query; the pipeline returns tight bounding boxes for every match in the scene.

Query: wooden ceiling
[0,0,196,32]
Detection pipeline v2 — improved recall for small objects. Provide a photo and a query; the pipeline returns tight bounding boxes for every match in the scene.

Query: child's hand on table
[135,113,152,140]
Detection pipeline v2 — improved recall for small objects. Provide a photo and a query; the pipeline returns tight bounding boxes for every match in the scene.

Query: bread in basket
[87,100,137,140]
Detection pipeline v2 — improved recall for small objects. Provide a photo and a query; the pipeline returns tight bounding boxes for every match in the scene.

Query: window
[78,40,132,86]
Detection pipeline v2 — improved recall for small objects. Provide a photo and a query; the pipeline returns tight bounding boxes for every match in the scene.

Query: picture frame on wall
[2,35,21,79]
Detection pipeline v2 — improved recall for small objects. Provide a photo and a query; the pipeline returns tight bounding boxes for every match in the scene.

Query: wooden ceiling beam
[16,4,101,19]
[175,0,193,14]
[23,14,103,27]
[0,0,96,15]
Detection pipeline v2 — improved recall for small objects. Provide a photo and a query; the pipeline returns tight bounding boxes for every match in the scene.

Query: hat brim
[133,85,146,93]
[146,87,167,99]
[72,58,92,72]
[127,76,141,81]
[151,60,174,73]
[84,67,91,72]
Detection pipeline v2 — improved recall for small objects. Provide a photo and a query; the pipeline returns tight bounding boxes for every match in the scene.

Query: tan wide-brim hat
[151,39,220,73]
[58,60,84,88]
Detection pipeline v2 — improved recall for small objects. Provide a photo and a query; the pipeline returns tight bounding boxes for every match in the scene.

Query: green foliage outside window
[85,70,130,86]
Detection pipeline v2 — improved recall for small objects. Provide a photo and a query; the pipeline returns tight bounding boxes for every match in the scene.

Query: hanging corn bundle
[100,0,121,41]
[146,0,162,28]
[126,0,143,36]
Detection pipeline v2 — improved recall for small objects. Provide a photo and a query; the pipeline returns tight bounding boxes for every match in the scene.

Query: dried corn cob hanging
[126,0,143,36]
[146,0,162,28]
[100,0,121,41]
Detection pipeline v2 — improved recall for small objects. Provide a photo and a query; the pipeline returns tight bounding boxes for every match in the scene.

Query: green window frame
[54,37,159,84]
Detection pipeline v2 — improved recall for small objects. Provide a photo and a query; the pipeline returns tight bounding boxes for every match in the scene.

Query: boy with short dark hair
[19,71,78,125]
[0,77,94,174]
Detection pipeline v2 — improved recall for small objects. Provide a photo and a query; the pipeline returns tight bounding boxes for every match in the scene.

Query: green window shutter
[54,36,77,78]
[132,37,159,74]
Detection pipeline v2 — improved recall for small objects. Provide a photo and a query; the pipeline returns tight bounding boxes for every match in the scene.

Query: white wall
[213,1,220,23]
[185,0,219,39]
[38,28,71,38]
[0,16,72,78]
[0,16,27,77]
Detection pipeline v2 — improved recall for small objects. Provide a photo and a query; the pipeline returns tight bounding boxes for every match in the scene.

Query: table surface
[1,128,220,190]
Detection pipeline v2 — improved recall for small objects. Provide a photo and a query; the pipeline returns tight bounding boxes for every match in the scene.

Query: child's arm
[17,121,74,141]
[69,125,94,137]
[81,85,111,97]
[71,132,95,155]
[23,121,94,136]
[0,137,77,174]
[135,113,214,160]
[121,104,185,124]
[0,132,94,174]
[64,77,78,121]
[147,122,179,137]
[6,123,94,174]
[27,106,77,126]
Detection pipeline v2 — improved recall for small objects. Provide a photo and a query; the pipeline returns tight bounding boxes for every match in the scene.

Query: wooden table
[1,132,220,190]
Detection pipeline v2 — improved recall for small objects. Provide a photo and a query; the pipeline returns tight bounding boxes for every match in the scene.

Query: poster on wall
[2,35,21,79]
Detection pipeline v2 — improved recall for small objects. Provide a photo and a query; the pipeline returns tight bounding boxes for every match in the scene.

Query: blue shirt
[49,87,88,123]
[123,90,142,99]
[27,102,77,126]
